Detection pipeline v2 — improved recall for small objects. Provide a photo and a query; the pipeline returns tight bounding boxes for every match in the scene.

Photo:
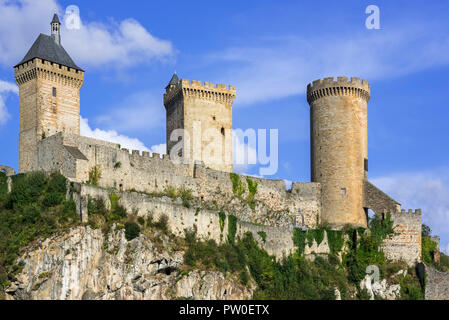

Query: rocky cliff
[5,226,253,300]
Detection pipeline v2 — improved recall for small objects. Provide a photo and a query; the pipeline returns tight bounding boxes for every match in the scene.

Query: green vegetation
[137,216,145,226]
[421,224,449,272]
[327,230,344,254]
[88,166,102,186]
[293,228,326,255]
[399,267,424,300]
[422,236,437,265]
[293,228,307,255]
[227,215,237,243]
[160,186,193,208]
[125,222,140,241]
[257,231,267,243]
[88,194,127,233]
[0,172,7,196]
[0,172,80,293]
[114,162,121,169]
[246,177,258,198]
[306,229,325,247]
[153,214,169,235]
[218,211,226,232]
[230,173,244,198]
[343,213,394,285]
[184,231,349,299]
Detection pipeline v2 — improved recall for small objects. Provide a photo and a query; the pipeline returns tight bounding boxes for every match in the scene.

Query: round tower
[307,76,370,228]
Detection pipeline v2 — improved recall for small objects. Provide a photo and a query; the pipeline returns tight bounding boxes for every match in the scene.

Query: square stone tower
[163,74,236,173]
[14,13,84,173]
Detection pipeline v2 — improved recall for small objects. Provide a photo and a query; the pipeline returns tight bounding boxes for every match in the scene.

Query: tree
[422,224,431,237]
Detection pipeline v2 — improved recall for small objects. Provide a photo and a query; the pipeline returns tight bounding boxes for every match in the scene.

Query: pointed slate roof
[166,73,179,88]
[14,33,83,71]
[51,13,61,24]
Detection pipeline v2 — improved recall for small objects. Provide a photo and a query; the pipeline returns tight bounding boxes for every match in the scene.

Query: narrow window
[221,127,225,136]
[364,158,368,172]
[52,87,57,97]
[341,188,347,195]
[52,103,57,113]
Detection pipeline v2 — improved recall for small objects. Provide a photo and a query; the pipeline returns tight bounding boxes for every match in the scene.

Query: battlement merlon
[306,76,370,104]
[163,78,236,107]
[14,58,84,88]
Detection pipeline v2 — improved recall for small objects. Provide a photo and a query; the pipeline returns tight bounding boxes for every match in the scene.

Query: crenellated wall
[381,209,422,266]
[39,132,321,228]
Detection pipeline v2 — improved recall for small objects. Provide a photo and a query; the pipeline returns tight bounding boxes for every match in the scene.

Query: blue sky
[0,0,448,252]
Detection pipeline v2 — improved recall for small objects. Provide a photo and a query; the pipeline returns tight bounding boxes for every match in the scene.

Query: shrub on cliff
[125,222,140,241]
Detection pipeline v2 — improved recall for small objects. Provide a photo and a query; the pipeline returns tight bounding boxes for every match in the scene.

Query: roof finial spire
[166,72,179,89]
[51,11,61,45]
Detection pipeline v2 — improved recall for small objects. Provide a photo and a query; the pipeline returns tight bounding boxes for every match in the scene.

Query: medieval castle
[1,13,424,266]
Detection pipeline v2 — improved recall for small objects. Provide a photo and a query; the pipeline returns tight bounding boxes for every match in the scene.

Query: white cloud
[206,21,449,105]
[62,17,174,68]
[80,117,150,152]
[443,243,449,256]
[0,80,19,125]
[0,0,174,69]
[150,143,166,155]
[372,167,449,257]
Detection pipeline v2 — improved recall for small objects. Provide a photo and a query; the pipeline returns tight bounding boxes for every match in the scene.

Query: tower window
[52,103,57,113]
[213,116,216,121]
[221,127,225,136]
[52,87,57,97]
[364,158,368,171]
[341,188,347,195]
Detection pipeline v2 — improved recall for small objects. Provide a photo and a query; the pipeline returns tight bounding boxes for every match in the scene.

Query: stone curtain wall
[75,184,325,259]
[39,133,321,228]
[364,180,401,215]
[381,210,422,266]
[194,164,321,228]
[425,265,449,300]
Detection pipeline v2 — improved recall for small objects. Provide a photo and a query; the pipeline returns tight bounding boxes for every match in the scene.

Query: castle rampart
[381,209,422,266]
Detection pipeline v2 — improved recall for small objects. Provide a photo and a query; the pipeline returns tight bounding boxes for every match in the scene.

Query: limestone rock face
[5,226,253,300]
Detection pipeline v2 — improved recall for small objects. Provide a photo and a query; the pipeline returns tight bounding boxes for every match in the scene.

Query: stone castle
[2,13,423,266]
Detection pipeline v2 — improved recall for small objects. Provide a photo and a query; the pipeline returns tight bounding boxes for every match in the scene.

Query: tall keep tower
[307,77,370,228]
[14,13,84,173]
[163,74,236,173]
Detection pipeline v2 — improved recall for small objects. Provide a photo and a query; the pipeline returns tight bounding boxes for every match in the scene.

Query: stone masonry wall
[74,184,328,259]
[307,77,370,228]
[40,132,321,228]
[15,58,84,173]
[425,265,449,300]
[364,180,401,215]
[381,210,422,266]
